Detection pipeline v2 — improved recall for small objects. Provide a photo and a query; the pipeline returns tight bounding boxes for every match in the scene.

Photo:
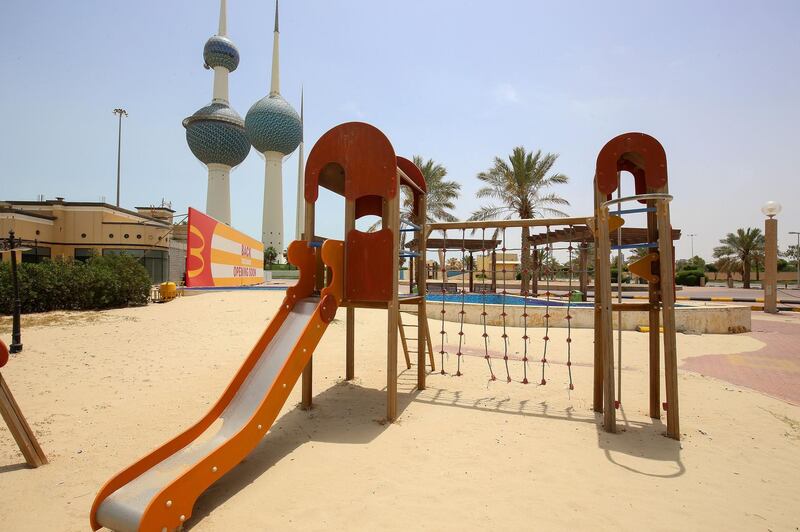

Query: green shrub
[675,268,705,286]
[0,255,151,314]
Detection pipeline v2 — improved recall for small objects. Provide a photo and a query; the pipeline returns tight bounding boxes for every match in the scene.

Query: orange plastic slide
[90,239,343,531]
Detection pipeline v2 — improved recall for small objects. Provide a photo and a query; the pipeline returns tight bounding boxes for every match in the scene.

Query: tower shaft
[263,152,284,253]
[207,163,232,224]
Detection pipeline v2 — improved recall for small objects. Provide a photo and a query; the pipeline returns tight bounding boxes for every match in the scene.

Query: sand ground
[1,291,799,531]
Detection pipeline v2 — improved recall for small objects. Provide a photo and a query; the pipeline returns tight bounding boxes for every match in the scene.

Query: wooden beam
[346,307,355,380]
[657,199,680,440]
[301,201,316,410]
[428,216,593,233]
[416,194,429,389]
[0,373,47,468]
[647,201,661,420]
[344,198,356,381]
[596,189,616,433]
[386,194,400,421]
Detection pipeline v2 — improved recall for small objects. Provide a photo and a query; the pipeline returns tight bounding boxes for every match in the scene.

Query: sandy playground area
[1,290,799,531]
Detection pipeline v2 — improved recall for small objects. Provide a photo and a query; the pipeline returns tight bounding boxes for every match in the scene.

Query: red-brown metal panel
[304,122,397,203]
[397,156,427,192]
[354,195,383,219]
[596,132,668,196]
[346,228,394,302]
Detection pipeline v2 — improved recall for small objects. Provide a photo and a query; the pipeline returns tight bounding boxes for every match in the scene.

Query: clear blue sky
[2,0,799,260]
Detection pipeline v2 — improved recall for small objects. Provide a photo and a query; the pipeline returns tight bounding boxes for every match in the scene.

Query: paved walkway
[682,314,800,404]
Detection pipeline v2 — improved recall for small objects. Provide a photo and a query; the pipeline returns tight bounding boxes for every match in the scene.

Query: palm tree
[469,147,569,294]
[713,228,764,289]
[714,255,742,288]
[404,156,461,270]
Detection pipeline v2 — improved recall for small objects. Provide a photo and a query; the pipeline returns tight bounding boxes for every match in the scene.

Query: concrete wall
[425,301,751,334]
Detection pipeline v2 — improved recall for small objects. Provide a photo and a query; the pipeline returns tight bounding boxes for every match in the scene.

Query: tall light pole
[687,233,697,258]
[790,231,800,289]
[761,201,781,313]
[113,108,128,207]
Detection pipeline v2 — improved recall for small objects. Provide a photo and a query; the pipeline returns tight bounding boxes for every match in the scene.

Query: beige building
[0,198,179,283]
[476,252,520,280]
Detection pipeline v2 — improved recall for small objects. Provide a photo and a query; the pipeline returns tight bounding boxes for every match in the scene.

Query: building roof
[0,206,57,221]
[3,200,172,226]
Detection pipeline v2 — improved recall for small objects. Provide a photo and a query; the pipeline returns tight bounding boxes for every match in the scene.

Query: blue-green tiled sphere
[245,94,302,155]
[203,36,240,72]
[183,103,250,167]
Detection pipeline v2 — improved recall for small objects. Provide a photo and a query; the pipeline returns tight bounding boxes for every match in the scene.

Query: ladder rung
[407,338,418,341]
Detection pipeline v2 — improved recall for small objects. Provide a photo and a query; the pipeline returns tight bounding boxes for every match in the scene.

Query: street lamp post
[687,233,697,258]
[761,201,781,313]
[113,108,128,207]
[7,230,23,353]
[790,231,800,289]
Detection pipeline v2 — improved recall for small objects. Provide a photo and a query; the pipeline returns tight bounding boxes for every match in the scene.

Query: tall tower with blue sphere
[245,0,302,254]
[183,0,250,225]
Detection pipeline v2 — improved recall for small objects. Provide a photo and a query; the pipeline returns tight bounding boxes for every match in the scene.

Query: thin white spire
[295,86,305,240]
[218,0,227,36]
[269,0,280,95]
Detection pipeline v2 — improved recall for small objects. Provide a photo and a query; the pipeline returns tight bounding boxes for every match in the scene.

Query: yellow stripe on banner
[751,305,763,311]
[633,295,648,299]
[213,276,264,287]
[211,248,265,268]
[711,297,734,302]
[756,297,764,302]
[792,307,800,313]
[676,296,690,300]
[214,223,264,251]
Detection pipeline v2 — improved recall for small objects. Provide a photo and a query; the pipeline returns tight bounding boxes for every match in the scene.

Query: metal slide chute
[90,239,343,531]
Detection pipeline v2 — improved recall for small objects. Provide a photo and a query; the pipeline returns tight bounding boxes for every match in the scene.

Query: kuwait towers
[183,0,250,225]
[245,0,302,253]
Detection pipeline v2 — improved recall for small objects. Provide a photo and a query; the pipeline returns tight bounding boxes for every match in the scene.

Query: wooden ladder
[398,312,435,372]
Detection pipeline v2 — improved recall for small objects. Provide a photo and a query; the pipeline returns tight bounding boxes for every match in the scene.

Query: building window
[136,234,142,239]
[102,248,168,284]
[74,248,95,262]
[35,230,40,235]
[81,233,87,238]
[21,246,51,264]
[108,233,114,238]
[124,234,130,239]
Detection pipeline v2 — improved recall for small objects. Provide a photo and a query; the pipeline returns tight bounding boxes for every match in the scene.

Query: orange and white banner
[186,207,264,287]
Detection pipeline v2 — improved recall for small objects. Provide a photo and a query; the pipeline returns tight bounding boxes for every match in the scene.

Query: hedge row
[675,268,706,286]
[0,255,151,314]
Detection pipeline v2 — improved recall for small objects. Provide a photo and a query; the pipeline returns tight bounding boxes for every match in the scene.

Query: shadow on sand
[189,368,682,527]
[188,381,415,528]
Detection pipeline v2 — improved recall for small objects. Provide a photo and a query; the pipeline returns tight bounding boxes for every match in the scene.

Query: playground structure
[88,123,680,531]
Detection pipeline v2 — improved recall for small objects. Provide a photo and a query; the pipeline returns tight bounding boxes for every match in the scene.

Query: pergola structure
[527,225,681,297]
[405,237,499,293]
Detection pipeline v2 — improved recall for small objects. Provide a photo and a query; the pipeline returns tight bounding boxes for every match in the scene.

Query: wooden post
[592,192,604,414]
[764,217,778,314]
[579,241,589,301]
[344,198,356,380]
[346,307,355,380]
[417,195,428,390]
[386,194,400,420]
[647,200,661,419]
[596,195,616,432]
[657,199,680,440]
[0,373,47,468]
[301,201,315,409]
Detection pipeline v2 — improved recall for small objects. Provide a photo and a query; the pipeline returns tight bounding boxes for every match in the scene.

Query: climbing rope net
[428,222,585,389]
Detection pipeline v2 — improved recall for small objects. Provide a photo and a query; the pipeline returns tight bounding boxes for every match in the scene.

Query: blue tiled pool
[426,293,592,307]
